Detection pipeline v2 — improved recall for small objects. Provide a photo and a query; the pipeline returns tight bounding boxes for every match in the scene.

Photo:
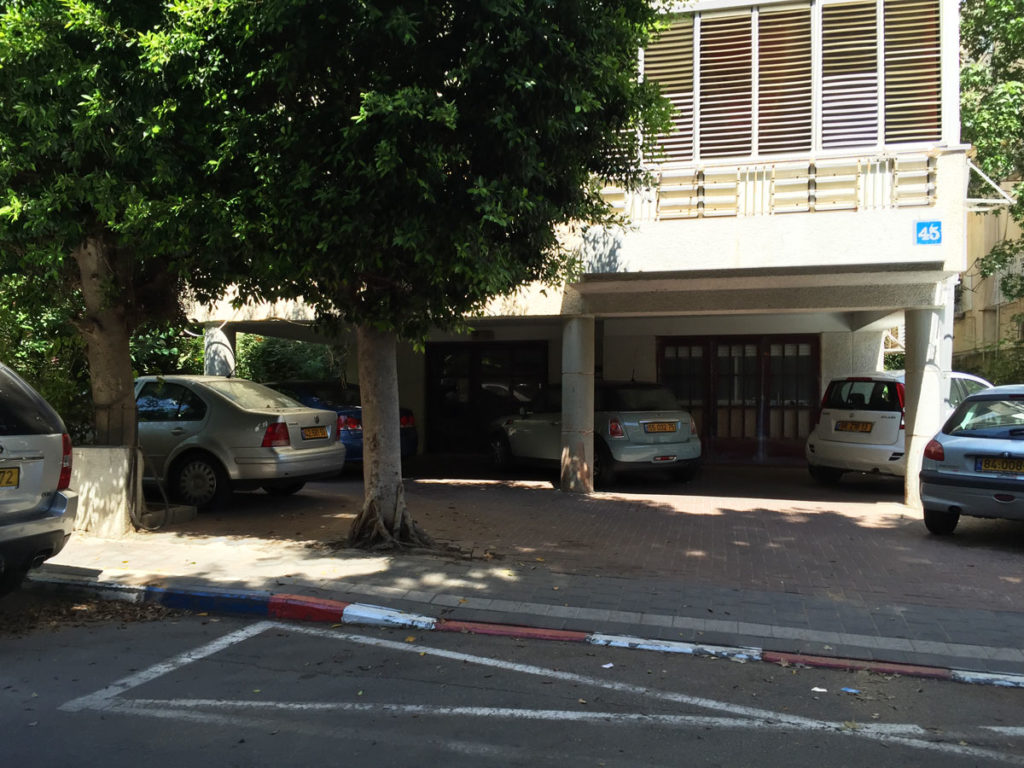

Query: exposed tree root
[347,482,434,551]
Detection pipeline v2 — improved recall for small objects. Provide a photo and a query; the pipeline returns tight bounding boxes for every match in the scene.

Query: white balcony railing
[603,153,936,222]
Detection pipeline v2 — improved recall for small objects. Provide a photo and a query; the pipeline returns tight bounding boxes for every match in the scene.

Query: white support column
[203,325,236,377]
[561,315,595,493]
[904,296,953,509]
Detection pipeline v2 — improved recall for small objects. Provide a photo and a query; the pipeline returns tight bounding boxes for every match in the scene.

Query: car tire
[263,482,306,496]
[172,453,231,511]
[489,433,512,470]
[808,464,843,485]
[594,441,616,489]
[924,508,960,535]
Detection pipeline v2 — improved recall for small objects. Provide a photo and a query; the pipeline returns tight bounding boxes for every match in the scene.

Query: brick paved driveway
[183,459,1024,616]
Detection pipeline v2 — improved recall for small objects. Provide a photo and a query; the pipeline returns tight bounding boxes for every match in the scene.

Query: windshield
[205,379,303,410]
[0,364,65,436]
[599,385,680,412]
[945,397,1024,435]
[822,380,902,412]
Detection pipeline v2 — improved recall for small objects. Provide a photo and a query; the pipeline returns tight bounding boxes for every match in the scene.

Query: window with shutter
[644,19,695,163]
[884,0,941,143]
[700,14,753,158]
[822,1,879,149]
[758,7,813,154]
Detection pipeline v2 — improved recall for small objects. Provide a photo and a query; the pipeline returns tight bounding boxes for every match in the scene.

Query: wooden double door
[658,335,820,462]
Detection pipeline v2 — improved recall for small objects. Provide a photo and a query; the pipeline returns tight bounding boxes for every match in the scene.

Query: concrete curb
[28,573,1024,690]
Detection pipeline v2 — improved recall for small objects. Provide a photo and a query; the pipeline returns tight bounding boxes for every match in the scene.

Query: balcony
[604,151,937,223]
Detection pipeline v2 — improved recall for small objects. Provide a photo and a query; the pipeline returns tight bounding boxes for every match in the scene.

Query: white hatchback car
[805,370,992,484]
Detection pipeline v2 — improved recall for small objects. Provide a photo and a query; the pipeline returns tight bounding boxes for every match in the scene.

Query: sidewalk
[32,463,1024,686]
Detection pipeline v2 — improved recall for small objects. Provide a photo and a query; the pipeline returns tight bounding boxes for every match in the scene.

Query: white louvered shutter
[644,20,695,163]
[699,13,753,158]
[758,6,813,154]
[884,0,941,143]
[822,1,879,149]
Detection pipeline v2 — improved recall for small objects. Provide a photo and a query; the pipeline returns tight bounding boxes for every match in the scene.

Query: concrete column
[904,297,953,509]
[203,325,236,377]
[561,315,595,493]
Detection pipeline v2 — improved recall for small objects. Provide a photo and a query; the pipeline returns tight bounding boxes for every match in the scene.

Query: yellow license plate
[836,421,873,433]
[644,422,677,433]
[977,457,1024,473]
[0,467,19,488]
[301,426,328,440]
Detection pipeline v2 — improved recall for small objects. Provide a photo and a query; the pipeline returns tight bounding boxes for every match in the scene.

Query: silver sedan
[920,384,1024,535]
[136,375,346,510]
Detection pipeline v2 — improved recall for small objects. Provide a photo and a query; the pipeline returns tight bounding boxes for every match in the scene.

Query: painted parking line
[61,621,1024,765]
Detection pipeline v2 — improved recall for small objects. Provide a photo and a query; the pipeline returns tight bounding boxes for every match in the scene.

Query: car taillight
[338,415,362,432]
[261,422,290,447]
[812,386,831,428]
[897,382,906,429]
[57,433,72,491]
[688,415,697,434]
[400,413,415,428]
[609,418,625,438]
[924,439,944,461]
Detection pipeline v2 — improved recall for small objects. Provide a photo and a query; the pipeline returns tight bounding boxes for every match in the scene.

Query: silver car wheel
[175,457,225,509]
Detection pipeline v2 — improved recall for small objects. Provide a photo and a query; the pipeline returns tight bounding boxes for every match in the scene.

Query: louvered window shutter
[884,0,941,143]
[822,1,879,149]
[758,7,813,154]
[700,14,753,158]
[644,20,695,163]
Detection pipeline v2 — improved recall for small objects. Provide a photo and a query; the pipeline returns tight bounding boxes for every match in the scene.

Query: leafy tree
[187,0,670,548]
[0,1,235,445]
[233,336,348,383]
[961,0,1024,295]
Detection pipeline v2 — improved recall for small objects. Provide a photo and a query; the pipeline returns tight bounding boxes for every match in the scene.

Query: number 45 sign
[916,221,942,245]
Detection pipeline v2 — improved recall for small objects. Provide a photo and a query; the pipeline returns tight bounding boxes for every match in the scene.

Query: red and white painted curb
[30,573,1024,689]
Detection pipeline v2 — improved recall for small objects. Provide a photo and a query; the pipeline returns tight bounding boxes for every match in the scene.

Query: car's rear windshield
[0,365,65,436]
[945,397,1024,435]
[822,380,902,412]
[290,384,360,408]
[205,380,302,410]
[598,385,680,412]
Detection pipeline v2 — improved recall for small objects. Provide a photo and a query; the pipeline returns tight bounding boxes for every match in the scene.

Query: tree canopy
[961,0,1024,298]
[190,0,671,337]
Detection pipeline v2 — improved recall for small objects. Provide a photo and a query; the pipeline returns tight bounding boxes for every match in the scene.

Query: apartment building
[197,0,968,503]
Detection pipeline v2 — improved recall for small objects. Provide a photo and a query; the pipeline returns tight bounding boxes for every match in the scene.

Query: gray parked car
[136,375,346,510]
[0,362,77,594]
[920,384,1024,535]
[489,381,701,486]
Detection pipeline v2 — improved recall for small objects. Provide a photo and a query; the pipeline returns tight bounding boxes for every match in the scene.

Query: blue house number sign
[916,221,942,245]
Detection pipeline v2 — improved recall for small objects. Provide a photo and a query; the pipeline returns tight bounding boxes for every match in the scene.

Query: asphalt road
[2,598,1023,767]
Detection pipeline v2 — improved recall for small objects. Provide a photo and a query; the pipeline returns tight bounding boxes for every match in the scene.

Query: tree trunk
[72,236,137,447]
[347,324,432,550]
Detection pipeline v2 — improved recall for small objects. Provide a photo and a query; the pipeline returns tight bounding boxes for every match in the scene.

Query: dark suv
[0,362,77,594]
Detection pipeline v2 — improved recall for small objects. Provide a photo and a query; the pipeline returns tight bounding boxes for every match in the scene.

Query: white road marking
[59,621,274,712]
[61,621,1024,764]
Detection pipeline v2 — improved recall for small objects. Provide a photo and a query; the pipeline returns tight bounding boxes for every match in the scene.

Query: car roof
[964,383,1024,398]
[136,374,246,384]
[829,371,992,386]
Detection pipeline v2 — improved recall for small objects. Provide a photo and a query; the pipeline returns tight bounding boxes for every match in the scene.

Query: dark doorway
[658,335,819,462]
[425,341,549,453]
